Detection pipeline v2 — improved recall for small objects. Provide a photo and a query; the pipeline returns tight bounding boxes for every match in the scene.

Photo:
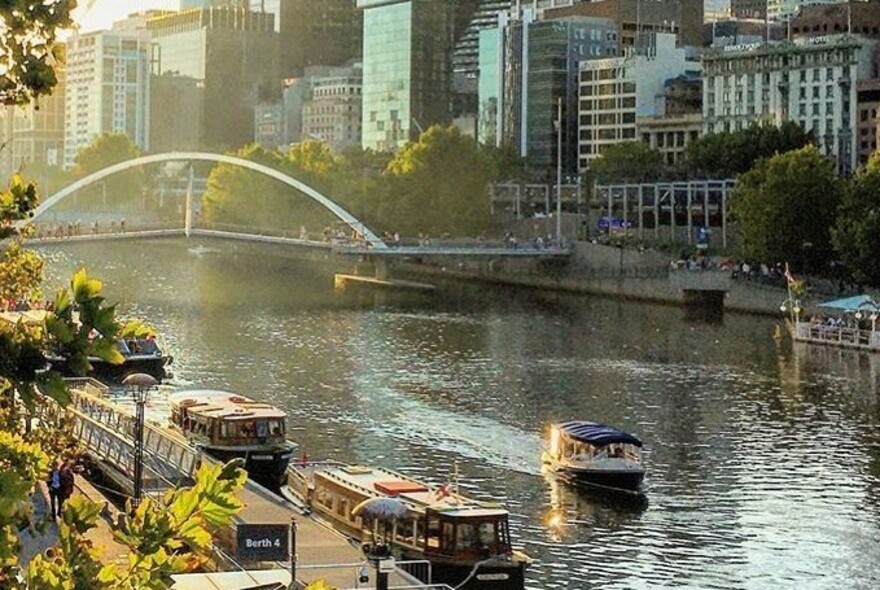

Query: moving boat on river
[542,421,645,493]
[283,461,531,590]
[167,390,296,489]
[0,309,173,383]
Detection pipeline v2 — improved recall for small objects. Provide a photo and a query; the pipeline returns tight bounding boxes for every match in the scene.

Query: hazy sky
[73,0,177,33]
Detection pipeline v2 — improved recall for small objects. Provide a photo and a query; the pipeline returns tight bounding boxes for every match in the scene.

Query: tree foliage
[832,151,880,286]
[71,133,145,210]
[730,145,841,269]
[0,0,75,106]
[27,460,247,590]
[685,122,814,178]
[380,125,492,236]
[588,141,666,184]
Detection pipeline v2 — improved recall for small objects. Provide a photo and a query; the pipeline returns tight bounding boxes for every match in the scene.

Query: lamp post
[554,97,563,249]
[122,372,158,509]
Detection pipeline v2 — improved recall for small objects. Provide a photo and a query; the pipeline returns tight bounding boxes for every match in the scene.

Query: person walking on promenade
[58,461,75,517]
[47,460,63,518]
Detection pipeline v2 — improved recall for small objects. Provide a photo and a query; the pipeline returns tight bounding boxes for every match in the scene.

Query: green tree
[71,133,145,211]
[686,121,814,178]
[731,145,841,269]
[381,125,493,236]
[0,1,73,106]
[832,151,880,286]
[588,141,666,184]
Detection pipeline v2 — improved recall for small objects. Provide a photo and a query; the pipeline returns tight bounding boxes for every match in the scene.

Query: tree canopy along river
[40,238,880,590]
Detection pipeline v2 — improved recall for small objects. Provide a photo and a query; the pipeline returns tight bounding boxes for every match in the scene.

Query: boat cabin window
[424,513,511,556]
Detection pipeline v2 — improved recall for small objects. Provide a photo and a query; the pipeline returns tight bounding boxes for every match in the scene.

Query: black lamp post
[121,372,158,509]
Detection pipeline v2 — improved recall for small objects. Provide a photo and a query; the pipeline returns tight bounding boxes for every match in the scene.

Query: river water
[40,238,880,590]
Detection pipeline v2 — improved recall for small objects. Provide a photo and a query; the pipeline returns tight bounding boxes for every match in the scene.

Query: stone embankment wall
[392,242,797,317]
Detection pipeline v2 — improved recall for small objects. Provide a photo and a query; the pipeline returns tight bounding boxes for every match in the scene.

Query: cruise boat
[284,462,531,590]
[542,421,645,493]
[167,390,296,489]
[0,310,173,383]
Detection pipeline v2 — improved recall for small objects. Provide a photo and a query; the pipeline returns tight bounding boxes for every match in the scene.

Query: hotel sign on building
[701,34,877,175]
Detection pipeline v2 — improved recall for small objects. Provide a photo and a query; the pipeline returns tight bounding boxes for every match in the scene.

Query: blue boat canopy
[556,421,643,447]
[818,295,879,311]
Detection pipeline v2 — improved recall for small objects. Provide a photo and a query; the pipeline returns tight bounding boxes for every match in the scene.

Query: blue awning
[818,295,879,311]
[556,421,643,447]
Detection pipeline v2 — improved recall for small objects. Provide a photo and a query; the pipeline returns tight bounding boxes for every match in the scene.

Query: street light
[554,97,563,249]
[122,372,158,509]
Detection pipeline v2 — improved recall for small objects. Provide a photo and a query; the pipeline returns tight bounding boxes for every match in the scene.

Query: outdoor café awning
[818,295,879,311]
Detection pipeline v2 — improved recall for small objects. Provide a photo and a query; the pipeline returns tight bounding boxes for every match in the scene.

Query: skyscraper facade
[148,7,279,151]
[249,0,362,78]
[480,10,617,174]
[358,0,455,152]
[63,30,150,168]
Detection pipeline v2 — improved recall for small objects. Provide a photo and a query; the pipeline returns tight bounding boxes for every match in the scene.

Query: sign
[236,524,289,562]
[378,558,396,573]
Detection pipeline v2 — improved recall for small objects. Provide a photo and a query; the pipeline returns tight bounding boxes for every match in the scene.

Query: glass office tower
[358,0,454,152]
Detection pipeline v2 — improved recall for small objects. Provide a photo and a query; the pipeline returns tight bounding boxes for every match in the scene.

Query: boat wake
[350,378,543,476]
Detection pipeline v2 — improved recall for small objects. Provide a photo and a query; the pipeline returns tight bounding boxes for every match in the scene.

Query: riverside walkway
[42,379,432,589]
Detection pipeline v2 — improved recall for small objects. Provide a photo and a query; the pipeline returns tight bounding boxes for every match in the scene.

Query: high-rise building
[358,0,456,152]
[702,34,877,176]
[546,0,703,48]
[148,7,279,151]
[731,0,767,20]
[301,63,363,152]
[791,2,880,39]
[249,0,362,78]
[857,79,880,166]
[63,30,150,168]
[578,33,699,169]
[481,10,618,174]
[1,44,66,176]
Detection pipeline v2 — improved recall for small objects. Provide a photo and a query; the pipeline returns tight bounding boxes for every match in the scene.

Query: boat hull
[404,553,526,590]
[204,445,294,490]
[560,467,645,492]
[50,355,172,384]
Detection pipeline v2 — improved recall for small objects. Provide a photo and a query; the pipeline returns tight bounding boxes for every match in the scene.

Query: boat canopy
[818,295,879,312]
[556,421,643,447]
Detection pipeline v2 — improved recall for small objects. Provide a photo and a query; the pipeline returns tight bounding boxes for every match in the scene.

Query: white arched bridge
[23,151,570,258]
[21,151,388,249]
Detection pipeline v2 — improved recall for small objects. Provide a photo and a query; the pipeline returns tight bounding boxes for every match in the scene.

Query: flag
[435,482,450,500]
[784,263,795,284]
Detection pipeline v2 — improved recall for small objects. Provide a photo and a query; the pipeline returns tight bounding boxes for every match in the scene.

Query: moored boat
[0,309,173,383]
[284,461,531,590]
[542,421,645,493]
[167,390,296,489]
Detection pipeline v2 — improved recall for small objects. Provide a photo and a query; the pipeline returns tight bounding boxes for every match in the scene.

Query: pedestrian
[58,461,75,516]
[47,459,63,518]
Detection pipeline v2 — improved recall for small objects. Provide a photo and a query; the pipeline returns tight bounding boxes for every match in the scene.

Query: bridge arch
[19,151,387,249]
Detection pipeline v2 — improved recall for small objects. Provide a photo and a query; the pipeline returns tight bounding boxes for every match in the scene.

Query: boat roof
[0,310,53,326]
[555,421,643,447]
[169,389,287,420]
[818,295,879,312]
[316,464,508,519]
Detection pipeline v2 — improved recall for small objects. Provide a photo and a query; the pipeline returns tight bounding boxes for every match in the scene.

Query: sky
[73,0,178,33]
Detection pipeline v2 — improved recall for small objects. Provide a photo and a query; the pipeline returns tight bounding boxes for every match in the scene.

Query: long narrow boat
[167,390,296,489]
[284,462,531,590]
[542,421,645,493]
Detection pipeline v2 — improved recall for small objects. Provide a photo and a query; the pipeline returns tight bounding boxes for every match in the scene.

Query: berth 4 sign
[237,523,290,561]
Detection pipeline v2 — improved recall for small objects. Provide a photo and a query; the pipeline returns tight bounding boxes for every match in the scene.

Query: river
[40,238,880,590]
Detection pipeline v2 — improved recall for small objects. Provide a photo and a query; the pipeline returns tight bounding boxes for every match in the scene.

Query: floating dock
[334,273,436,292]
